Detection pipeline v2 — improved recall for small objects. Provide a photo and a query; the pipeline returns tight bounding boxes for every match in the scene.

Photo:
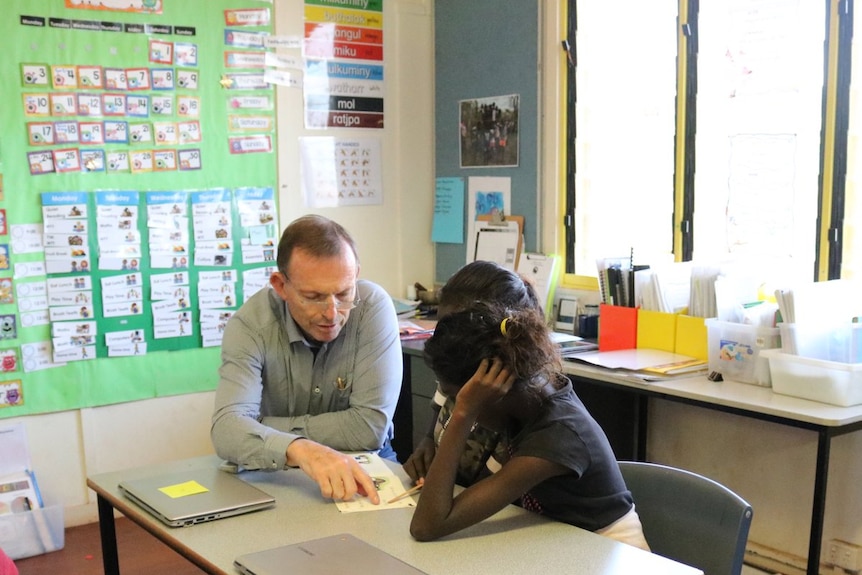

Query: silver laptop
[118,466,275,527]
[234,533,428,575]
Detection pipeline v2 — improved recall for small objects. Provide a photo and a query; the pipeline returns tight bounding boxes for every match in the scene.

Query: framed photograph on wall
[459,94,519,168]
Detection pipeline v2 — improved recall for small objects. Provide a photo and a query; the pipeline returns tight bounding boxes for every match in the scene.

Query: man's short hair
[276,215,359,275]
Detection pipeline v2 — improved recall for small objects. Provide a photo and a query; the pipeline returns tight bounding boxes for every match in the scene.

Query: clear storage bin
[705,318,781,386]
[0,505,65,560]
[762,348,862,406]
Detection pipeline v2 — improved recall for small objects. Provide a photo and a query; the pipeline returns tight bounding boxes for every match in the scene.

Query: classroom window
[562,0,841,284]
[565,0,679,276]
[692,0,825,273]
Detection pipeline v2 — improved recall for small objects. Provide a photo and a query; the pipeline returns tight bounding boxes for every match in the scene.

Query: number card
[175,43,198,66]
[153,122,177,145]
[178,121,201,143]
[27,123,55,146]
[81,149,106,173]
[21,63,49,86]
[151,69,174,90]
[104,121,129,144]
[130,150,154,173]
[176,69,199,90]
[104,68,127,90]
[77,65,103,89]
[149,39,174,64]
[125,68,151,91]
[77,93,103,117]
[154,150,177,171]
[79,122,104,144]
[177,96,200,117]
[28,151,55,175]
[53,121,80,144]
[151,95,174,116]
[51,65,78,89]
[102,94,127,116]
[23,94,50,116]
[126,95,150,117]
[106,151,130,173]
[50,93,77,116]
[129,123,153,144]
[178,149,202,170]
[53,148,81,173]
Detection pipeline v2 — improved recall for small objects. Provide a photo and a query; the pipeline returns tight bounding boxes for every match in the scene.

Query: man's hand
[286,439,380,504]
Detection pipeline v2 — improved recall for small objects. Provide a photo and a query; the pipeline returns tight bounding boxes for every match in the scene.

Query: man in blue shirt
[212,215,402,504]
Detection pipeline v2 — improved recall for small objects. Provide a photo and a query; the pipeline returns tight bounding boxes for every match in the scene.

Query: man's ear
[270,271,288,298]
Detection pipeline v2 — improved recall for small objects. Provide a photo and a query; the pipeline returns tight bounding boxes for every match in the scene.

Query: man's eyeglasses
[283,276,360,311]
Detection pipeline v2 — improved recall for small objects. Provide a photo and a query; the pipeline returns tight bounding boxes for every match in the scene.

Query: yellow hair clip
[500,317,511,336]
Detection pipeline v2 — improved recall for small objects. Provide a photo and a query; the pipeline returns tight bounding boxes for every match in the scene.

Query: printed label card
[51,320,96,338]
[0,350,18,374]
[129,123,153,144]
[153,122,178,145]
[0,279,13,304]
[17,294,49,313]
[53,148,81,173]
[0,380,22,407]
[105,330,145,347]
[177,120,201,143]
[28,151,55,175]
[0,314,17,340]
[53,345,96,363]
[108,342,147,357]
[46,275,92,296]
[21,341,66,373]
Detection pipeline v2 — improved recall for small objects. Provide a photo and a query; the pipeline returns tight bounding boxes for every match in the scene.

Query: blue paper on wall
[432,177,464,243]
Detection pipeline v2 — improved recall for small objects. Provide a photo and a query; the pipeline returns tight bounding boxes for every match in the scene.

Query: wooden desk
[563,361,862,575]
[88,455,702,575]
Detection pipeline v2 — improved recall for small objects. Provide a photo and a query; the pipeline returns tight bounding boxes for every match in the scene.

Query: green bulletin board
[0,0,278,418]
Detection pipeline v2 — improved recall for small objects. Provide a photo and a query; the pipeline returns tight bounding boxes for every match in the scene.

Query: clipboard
[469,213,524,271]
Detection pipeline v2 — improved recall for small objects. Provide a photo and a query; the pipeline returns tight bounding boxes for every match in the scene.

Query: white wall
[2,0,435,528]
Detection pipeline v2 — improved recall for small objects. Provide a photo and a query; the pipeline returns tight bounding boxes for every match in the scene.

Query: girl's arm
[409,359,568,541]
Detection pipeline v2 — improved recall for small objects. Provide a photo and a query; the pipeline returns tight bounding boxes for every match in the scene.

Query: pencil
[387,484,422,504]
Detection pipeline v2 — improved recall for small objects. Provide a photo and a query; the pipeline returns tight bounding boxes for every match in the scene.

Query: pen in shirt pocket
[336,377,347,390]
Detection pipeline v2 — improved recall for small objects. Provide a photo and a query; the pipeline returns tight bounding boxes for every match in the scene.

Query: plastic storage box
[0,505,65,560]
[705,318,781,386]
[779,322,862,363]
[762,348,862,406]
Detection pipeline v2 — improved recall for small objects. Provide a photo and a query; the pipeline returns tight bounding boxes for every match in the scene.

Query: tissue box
[706,318,781,386]
[762,349,862,406]
[0,505,65,560]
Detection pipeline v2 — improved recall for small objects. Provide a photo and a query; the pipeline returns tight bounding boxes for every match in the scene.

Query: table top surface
[88,455,702,575]
[562,360,862,428]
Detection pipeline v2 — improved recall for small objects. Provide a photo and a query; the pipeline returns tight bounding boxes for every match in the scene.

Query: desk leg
[635,395,648,461]
[97,494,120,575]
[807,430,831,575]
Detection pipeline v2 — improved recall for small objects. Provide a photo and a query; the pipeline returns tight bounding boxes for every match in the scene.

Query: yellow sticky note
[159,480,209,499]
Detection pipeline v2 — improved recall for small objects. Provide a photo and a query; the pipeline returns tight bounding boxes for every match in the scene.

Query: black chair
[619,461,753,575]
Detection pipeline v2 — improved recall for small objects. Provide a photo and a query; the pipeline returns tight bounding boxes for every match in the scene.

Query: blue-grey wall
[434,0,539,284]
